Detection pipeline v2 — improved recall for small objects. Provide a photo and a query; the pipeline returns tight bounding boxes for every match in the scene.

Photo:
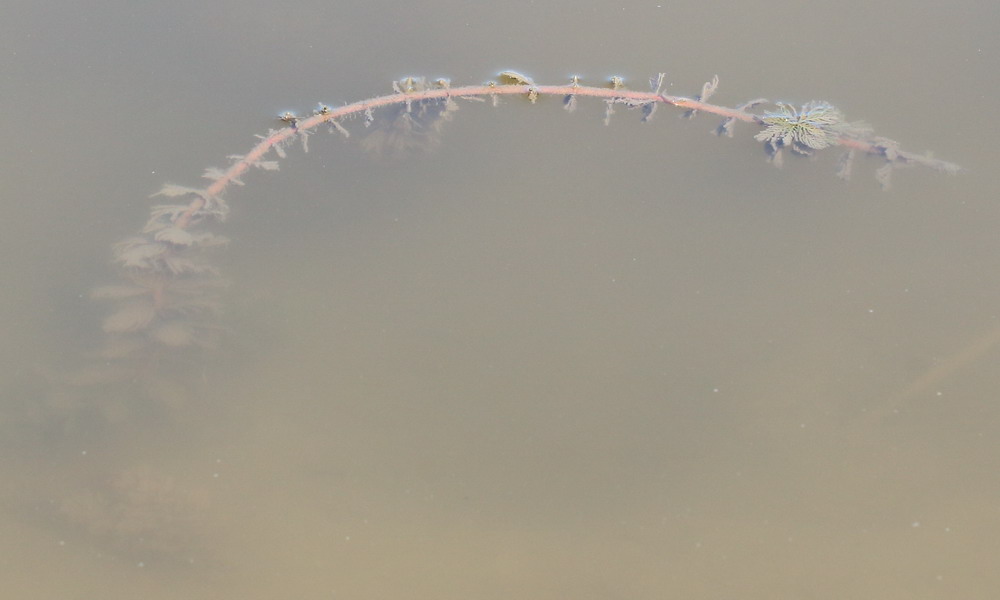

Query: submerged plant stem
[175,80,959,228]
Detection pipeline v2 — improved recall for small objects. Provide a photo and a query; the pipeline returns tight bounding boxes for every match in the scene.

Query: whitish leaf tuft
[113,237,168,269]
[203,167,243,185]
[871,137,900,162]
[154,227,196,246]
[836,149,856,181]
[649,73,666,94]
[701,75,720,101]
[642,102,658,122]
[875,163,894,189]
[149,320,196,347]
[192,232,229,247]
[151,184,207,200]
[361,85,459,157]
[397,76,420,93]
[148,204,190,221]
[161,255,219,276]
[102,300,156,333]
[754,101,845,158]
[254,160,280,170]
[682,75,720,118]
[328,119,350,138]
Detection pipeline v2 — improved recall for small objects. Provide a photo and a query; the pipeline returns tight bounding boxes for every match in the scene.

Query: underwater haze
[1,0,997,598]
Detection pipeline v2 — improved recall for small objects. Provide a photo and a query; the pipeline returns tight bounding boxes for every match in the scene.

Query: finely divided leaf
[151,184,208,200]
[102,300,156,333]
[682,75,720,119]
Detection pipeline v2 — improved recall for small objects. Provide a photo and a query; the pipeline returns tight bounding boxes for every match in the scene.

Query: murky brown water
[2,1,997,598]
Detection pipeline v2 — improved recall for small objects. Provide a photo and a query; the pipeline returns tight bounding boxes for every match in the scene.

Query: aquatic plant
[755,101,845,158]
[76,71,959,404]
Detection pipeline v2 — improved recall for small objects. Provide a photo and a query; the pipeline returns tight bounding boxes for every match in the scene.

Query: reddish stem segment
[173,82,958,228]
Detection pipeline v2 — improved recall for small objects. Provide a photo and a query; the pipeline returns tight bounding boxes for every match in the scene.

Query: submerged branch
[65,70,966,423]
[183,75,959,219]
[97,72,962,387]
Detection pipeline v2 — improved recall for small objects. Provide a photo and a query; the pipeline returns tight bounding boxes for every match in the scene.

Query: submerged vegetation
[755,102,846,158]
[74,70,961,411]
[0,69,962,563]
[8,70,960,416]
